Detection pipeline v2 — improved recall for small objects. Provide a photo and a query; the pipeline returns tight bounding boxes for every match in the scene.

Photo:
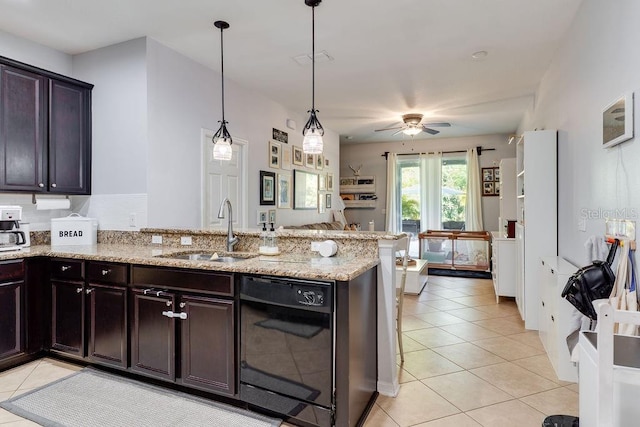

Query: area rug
[0,368,281,427]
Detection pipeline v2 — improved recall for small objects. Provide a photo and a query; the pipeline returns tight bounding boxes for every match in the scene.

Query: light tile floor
[366,275,578,427]
[0,275,578,427]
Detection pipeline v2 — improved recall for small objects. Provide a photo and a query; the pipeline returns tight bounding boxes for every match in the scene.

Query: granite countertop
[0,244,379,282]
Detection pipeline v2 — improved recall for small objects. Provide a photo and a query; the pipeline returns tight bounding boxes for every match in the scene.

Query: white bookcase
[490,231,516,303]
[498,158,516,231]
[515,130,558,330]
[339,176,377,208]
[539,256,579,382]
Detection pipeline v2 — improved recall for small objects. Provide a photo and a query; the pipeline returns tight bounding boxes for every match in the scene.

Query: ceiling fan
[374,113,451,136]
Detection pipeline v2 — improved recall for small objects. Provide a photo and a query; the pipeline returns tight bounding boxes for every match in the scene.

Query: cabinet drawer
[131,266,234,297]
[0,259,24,282]
[51,259,84,280]
[87,262,128,284]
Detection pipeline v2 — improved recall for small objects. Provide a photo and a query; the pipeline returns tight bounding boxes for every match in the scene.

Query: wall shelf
[340,175,377,209]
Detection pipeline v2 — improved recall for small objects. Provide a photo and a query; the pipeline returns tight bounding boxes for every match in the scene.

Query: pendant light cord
[220,25,226,122]
[311,5,315,111]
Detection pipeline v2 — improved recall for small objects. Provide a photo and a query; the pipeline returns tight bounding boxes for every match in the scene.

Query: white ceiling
[0,0,583,144]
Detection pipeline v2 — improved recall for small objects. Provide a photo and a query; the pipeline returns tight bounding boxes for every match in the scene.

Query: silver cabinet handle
[179,302,186,308]
[101,269,111,276]
[61,265,71,271]
[162,311,187,320]
[38,183,44,188]
[51,183,57,188]
[166,300,172,307]
[86,288,94,294]
[76,287,83,293]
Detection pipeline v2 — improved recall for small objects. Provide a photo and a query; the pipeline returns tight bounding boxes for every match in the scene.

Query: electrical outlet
[180,236,192,245]
[151,235,163,244]
[129,213,137,227]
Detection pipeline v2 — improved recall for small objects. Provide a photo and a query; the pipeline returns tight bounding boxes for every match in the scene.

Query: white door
[202,129,248,229]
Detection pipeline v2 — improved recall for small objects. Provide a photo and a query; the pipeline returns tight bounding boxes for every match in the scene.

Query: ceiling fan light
[402,126,422,136]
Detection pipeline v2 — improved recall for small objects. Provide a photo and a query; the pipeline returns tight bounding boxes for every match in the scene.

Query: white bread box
[51,214,98,246]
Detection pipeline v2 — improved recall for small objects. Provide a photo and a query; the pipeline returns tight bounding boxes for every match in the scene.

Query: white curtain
[385,153,400,233]
[465,147,484,231]
[419,152,442,231]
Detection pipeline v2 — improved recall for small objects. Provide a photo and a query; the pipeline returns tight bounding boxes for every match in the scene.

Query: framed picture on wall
[260,170,276,205]
[281,146,292,170]
[269,141,281,169]
[316,154,324,170]
[482,167,494,182]
[327,173,334,191]
[292,146,304,166]
[603,92,634,148]
[277,173,291,209]
[483,181,494,195]
[305,153,314,168]
[326,193,332,209]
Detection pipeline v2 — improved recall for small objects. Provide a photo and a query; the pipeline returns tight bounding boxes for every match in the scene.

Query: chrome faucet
[217,198,238,252]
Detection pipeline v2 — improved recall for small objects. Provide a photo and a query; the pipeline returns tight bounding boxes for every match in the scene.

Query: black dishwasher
[239,275,334,427]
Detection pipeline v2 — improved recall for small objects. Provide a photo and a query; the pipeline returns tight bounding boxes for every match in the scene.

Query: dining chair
[396,236,410,363]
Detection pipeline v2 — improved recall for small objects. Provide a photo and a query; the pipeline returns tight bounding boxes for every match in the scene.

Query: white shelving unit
[490,231,516,303]
[515,129,558,330]
[539,256,579,382]
[498,158,517,231]
[339,176,377,209]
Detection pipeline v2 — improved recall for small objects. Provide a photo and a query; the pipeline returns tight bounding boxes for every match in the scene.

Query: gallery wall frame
[269,141,281,168]
[293,169,318,209]
[603,92,634,149]
[260,170,276,205]
[277,173,291,209]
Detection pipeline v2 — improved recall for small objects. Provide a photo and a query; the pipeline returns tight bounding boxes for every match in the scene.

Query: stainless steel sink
[156,252,257,263]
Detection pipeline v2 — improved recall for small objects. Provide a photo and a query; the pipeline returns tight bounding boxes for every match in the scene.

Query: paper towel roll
[36,198,71,210]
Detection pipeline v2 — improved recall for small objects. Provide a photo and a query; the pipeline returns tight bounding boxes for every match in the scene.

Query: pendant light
[302,0,324,154]
[212,20,233,161]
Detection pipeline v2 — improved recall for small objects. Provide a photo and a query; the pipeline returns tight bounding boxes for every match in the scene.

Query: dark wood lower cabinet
[87,283,127,368]
[130,288,236,395]
[180,295,235,395]
[0,281,23,360]
[50,280,85,357]
[130,289,176,381]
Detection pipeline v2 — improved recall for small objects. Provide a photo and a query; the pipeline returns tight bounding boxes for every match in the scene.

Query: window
[397,154,468,255]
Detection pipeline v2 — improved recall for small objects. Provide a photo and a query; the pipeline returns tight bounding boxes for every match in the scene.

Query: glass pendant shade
[212,120,232,160]
[303,128,324,154]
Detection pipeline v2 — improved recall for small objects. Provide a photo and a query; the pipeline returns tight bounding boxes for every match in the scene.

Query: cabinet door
[180,295,235,395]
[87,283,127,369]
[130,289,176,381]
[48,79,91,194]
[0,281,23,360]
[0,65,47,191]
[51,280,85,357]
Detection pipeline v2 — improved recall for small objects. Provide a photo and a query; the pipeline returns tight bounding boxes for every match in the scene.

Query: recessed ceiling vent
[293,50,333,66]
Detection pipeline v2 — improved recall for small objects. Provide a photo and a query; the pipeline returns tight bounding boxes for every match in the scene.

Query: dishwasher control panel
[297,288,324,307]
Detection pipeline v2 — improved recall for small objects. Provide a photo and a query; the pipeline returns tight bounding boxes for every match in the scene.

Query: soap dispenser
[259,223,280,255]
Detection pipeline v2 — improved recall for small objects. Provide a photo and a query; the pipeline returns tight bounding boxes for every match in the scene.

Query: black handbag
[561,239,620,320]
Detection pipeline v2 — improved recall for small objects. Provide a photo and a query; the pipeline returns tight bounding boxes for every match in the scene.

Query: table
[396,258,428,295]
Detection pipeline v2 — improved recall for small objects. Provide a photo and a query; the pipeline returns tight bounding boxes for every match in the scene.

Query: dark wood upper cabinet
[48,79,91,194]
[0,65,47,192]
[0,56,92,195]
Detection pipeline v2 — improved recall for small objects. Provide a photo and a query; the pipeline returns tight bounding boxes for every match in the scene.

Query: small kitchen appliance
[0,206,27,252]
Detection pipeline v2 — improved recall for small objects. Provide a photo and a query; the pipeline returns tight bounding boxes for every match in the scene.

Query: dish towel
[584,235,609,262]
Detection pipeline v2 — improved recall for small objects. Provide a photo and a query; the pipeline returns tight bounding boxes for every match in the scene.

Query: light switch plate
[180,236,192,245]
[152,235,163,244]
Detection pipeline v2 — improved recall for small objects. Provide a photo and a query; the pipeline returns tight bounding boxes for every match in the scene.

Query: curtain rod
[381,146,495,159]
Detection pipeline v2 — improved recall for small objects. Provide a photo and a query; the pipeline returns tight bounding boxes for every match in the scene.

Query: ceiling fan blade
[374,126,403,132]
[392,129,406,136]
[422,127,440,135]
[423,122,451,128]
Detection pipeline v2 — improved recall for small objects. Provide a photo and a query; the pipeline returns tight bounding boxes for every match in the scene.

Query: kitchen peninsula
[0,228,405,427]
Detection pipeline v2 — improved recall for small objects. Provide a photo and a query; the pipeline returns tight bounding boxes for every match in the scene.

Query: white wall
[339,134,516,231]
[518,0,640,267]
[0,30,72,75]
[145,38,340,229]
